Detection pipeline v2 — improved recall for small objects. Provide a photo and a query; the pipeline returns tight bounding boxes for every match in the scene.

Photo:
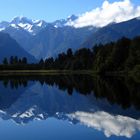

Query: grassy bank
[0,70,139,82]
[0,70,96,76]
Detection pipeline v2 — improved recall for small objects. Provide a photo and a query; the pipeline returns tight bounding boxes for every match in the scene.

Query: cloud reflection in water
[68,111,140,138]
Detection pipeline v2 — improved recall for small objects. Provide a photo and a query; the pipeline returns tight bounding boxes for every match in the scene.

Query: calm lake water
[0,75,140,140]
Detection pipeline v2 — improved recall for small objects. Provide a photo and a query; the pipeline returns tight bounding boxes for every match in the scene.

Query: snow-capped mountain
[0,15,96,60]
[1,16,140,60]
[52,15,78,28]
[0,16,48,35]
[0,15,78,35]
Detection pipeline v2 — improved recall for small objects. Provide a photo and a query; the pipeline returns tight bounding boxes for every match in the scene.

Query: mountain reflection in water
[0,75,140,139]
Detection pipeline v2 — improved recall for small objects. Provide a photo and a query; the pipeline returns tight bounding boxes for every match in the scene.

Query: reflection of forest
[0,75,140,110]
[93,77,140,110]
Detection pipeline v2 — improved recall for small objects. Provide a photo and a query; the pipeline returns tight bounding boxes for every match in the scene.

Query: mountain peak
[0,15,79,33]
[11,16,32,24]
[52,14,78,28]
[67,15,78,21]
[8,16,48,35]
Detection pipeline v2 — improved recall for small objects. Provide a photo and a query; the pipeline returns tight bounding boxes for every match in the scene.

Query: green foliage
[93,37,140,74]
[131,65,140,82]
[3,58,8,65]
[22,57,27,64]
[1,36,140,73]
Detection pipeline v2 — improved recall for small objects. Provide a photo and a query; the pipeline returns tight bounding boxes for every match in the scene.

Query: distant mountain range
[0,16,48,35]
[0,15,78,35]
[0,16,140,60]
[82,18,140,49]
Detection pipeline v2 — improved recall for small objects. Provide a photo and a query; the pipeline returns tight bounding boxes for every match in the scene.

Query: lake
[0,75,140,140]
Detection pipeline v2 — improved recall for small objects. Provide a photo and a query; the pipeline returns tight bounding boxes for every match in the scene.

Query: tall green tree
[3,58,8,65]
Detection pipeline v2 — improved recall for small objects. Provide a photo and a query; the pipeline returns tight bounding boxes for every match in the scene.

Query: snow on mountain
[0,28,5,31]
[0,15,79,35]
[67,15,78,22]
[52,15,78,28]
[10,16,48,34]
[52,19,66,28]
[0,16,48,35]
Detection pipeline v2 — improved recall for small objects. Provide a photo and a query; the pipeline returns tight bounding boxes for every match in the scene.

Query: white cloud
[68,111,140,138]
[67,0,140,28]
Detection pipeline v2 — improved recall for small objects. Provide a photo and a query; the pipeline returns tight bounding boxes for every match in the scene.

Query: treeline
[0,48,93,70]
[41,48,93,70]
[39,36,140,74]
[93,37,140,74]
[1,36,140,74]
[3,56,27,65]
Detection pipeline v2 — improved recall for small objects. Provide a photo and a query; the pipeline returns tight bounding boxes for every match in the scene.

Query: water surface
[0,75,140,140]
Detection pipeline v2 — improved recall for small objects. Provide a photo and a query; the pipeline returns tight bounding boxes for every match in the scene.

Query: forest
[1,36,140,76]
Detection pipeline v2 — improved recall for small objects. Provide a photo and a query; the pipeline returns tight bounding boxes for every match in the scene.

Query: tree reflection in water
[0,75,140,110]
[0,75,140,138]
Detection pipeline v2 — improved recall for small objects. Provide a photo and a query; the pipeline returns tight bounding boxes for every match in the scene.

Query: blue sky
[0,0,139,22]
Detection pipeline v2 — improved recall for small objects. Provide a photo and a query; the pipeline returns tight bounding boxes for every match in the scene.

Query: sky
[0,0,139,22]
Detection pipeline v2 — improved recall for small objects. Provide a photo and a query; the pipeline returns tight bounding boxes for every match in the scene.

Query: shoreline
[0,70,138,78]
[0,70,95,76]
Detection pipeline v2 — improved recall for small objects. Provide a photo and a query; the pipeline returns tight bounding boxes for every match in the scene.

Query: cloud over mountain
[67,0,140,28]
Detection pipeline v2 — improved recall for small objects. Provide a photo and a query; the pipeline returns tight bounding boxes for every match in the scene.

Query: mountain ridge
[0,15,79,35]
[1,16,140,59]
